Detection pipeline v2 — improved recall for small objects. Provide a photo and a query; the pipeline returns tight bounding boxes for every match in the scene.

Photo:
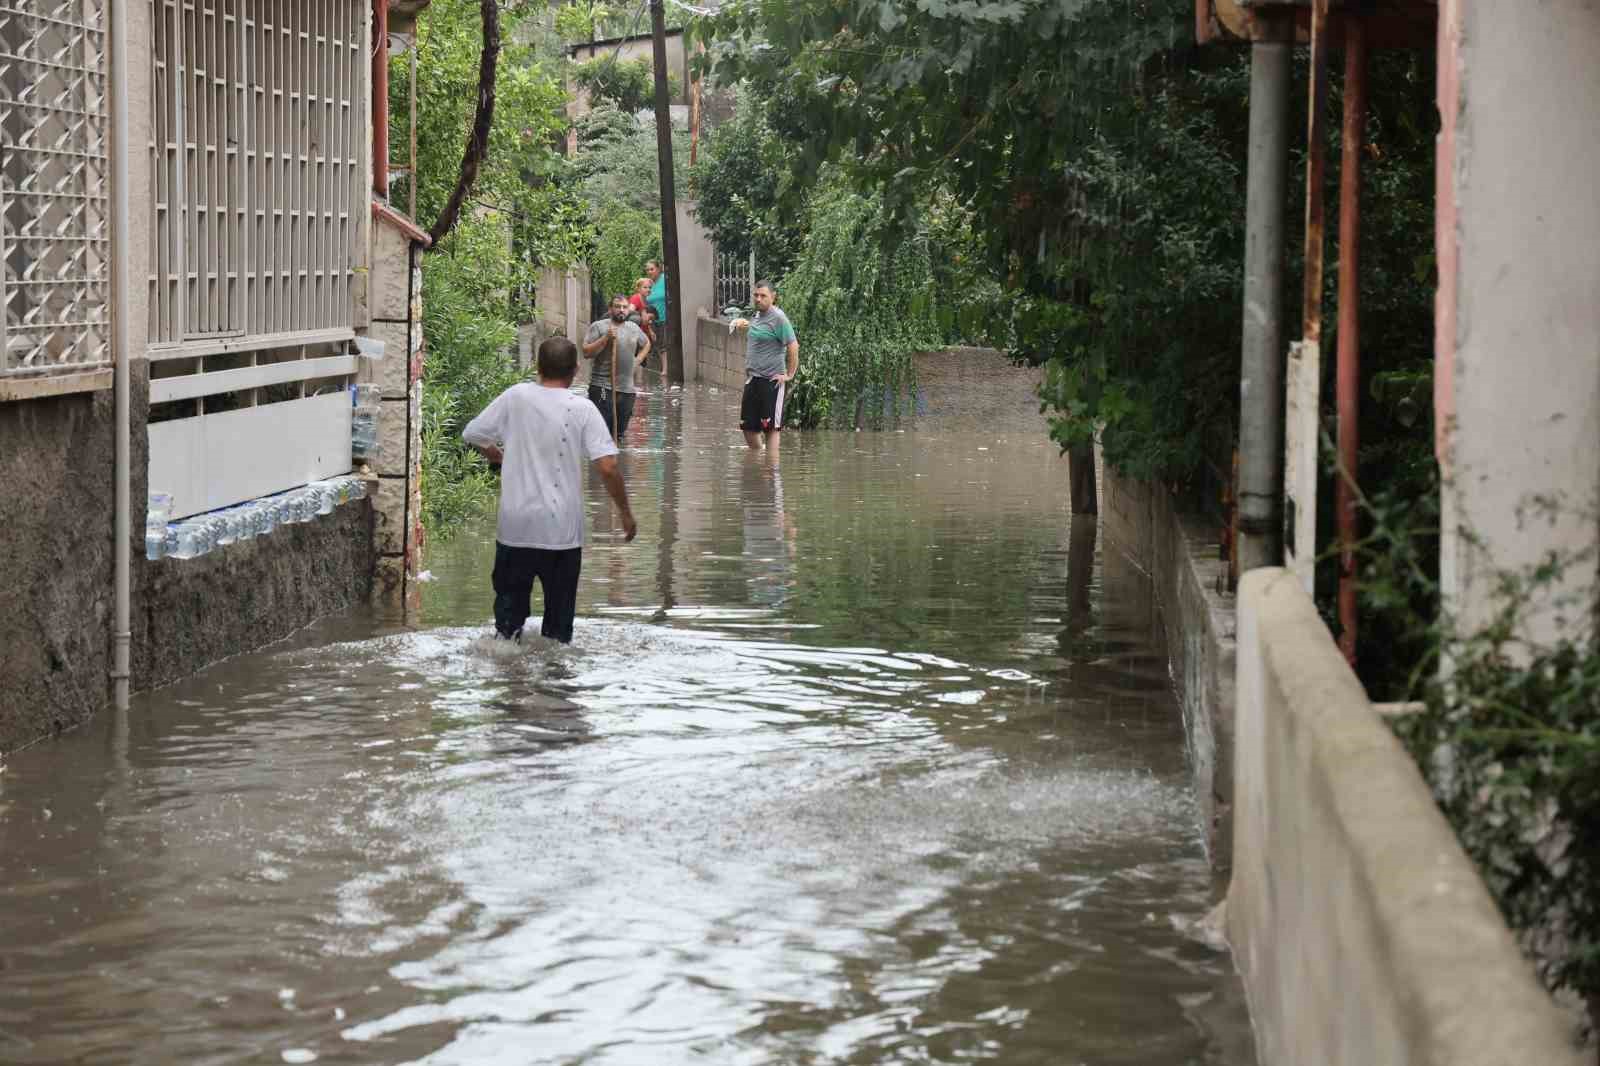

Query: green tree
[400,0,589,540]
[573,56,679,114]
[589,202,661,304]
[689,96,803,273]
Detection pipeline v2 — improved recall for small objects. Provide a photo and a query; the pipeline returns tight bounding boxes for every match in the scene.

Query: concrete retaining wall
[1230,568,1584,1066]
[1099,461,1236,873]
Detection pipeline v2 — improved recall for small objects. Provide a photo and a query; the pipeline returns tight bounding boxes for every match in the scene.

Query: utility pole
[649,0,685,383]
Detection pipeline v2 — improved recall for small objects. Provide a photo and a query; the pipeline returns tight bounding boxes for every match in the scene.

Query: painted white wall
[1438,0,1600,643]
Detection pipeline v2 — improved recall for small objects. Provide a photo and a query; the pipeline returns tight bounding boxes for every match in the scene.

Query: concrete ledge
[1101,460,1236,872]
[1230,568,1584,1066]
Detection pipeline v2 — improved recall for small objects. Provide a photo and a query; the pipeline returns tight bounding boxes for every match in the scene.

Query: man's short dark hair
[755,280,775,294]
[611,294,631,306]
[538,336,578,382]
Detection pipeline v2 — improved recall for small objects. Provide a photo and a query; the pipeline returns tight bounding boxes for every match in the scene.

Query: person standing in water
[581,295,652,440]
[730,281,799,455]
[462,337,636,644]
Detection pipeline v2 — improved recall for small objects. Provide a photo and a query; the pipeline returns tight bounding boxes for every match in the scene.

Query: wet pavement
[0,352,1254,1064]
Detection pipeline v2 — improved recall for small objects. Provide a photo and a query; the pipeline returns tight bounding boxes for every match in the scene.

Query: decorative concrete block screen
[147,0,364,345]
[145,0,368,520]
[0,0,112,380]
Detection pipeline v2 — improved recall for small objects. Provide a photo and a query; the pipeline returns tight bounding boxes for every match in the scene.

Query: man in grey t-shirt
[731,281,800,455]
[582,294,652,440]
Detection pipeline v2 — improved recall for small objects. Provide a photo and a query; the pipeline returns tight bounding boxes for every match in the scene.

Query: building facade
[0,0,428,754]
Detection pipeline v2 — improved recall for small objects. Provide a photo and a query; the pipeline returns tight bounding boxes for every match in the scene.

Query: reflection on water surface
[0,354,1252,1064]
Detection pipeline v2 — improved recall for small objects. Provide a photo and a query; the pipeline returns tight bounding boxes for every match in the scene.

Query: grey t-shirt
[584,318,649,393]
[744,307,797,378]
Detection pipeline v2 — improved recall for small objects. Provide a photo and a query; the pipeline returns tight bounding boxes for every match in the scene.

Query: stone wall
[1099,457,1236,874]
[364,216,425,608]
[1230,568,1585,1066]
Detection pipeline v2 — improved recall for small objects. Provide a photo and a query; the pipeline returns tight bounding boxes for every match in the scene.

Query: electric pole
[649,0,685,383]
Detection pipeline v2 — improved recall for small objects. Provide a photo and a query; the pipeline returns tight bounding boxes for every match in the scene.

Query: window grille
[713,247,755,315]
[148,0,364,347]
[0,0,111,377]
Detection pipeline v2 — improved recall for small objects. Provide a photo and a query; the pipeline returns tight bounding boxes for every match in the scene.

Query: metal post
[1336,20,1368,662]
[649,0,684,383]
[110,0,133,711]
[748,249,755,307]
[1237,40,1293,573]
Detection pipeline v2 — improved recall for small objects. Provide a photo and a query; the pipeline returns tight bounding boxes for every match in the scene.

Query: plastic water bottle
[145,522,166,561]
[309,480,336,515]
[169,519,204,559]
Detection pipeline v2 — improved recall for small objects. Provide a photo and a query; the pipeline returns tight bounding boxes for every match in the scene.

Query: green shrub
[780,174,941,429]
[419,217,525,539]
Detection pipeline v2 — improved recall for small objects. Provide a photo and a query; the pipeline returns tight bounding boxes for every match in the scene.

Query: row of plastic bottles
[145,477,369,561]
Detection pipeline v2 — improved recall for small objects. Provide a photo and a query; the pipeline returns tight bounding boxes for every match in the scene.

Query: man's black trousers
[492,543,583,643]
[587,386,636,440]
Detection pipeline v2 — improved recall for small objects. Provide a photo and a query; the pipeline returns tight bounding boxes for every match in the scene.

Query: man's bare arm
[470,442,504,465]
[593,455,637,541]
[783,340,800,382]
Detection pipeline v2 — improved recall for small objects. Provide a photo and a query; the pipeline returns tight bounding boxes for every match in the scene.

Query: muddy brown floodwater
[0,351,1254,1064]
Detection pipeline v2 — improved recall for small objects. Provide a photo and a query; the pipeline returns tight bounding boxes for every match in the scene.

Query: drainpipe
[109,0,133,710]
[1336,20,1367,661]
[1237,37,1293,573]
[373,0,389,198]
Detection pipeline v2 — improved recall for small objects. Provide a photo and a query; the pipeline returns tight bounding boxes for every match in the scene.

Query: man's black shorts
[740,376,786,434]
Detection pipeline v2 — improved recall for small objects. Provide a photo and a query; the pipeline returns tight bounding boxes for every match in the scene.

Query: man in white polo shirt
[462,337,637,643]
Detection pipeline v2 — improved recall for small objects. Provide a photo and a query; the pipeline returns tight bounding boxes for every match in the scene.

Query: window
[148,0,365,347]
[0,0,111,379]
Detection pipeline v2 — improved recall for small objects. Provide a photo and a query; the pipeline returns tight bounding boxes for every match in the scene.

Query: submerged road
[0,352,1253,1064]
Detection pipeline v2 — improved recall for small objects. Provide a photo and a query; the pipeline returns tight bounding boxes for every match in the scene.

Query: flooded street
[0,354,1252,1064]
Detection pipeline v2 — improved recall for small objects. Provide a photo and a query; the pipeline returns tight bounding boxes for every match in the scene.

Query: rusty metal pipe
[1336,19,1367,663]
[1303,0,1330,344]
[373,0,389,198]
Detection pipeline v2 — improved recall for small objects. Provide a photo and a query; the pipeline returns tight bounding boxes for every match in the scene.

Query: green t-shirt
[745,307,796,378]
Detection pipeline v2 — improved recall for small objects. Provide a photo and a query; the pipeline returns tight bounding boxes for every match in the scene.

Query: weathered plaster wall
[1,364,375,755]
[1100,460,1236,873]
[1230,568,1584,1066]
[0,387,119,753]
[1436,0,1600,643]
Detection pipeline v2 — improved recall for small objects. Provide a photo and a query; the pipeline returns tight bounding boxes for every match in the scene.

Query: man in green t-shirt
[731,281,800,455]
